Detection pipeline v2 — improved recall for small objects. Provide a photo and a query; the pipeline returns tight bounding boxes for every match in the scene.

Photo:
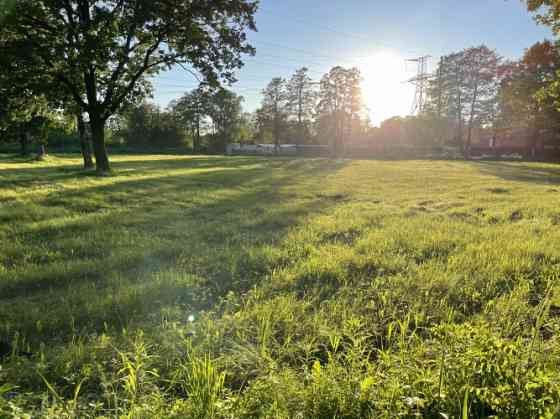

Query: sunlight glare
[358,51,416,126]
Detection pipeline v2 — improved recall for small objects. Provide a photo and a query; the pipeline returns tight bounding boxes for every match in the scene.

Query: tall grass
[1,154,560,417]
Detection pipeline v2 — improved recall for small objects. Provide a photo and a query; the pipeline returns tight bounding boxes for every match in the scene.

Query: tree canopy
[0,0,258,171]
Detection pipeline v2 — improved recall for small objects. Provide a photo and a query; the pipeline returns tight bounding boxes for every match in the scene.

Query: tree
[1,0,257,172]
[121,102,185,147]
[425,52,471,152]
[526,1,560,34]
[317,66,363,155]
[171,87,245,153]
[171,87,213,153]
[462,46,501,157]
[260,78,289,153]
[70,106,95,169]
[206,89,244,152]
[237,112,257,144]
[0,24,55,156]
[425,47,501,157]
[498,41,560,156]
[286,67,317,145]
[500,42,560,127]
[0,89,50,156]
[1,11,99,167]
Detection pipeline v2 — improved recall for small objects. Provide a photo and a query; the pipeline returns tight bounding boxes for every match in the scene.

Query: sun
[358,51,416,126]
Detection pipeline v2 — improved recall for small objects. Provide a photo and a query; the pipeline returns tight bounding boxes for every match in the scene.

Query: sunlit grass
[1,153,560,417]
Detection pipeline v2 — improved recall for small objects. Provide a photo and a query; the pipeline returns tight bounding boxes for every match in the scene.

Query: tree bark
[90,115,111,172]
[77,113,95,169]
[19,131,29,156]
[297,88,304,146]
[194,113,200,153]
[334,110,345,158]
[466,80,479,160]
[457,92,464,157]
[529,105,541,160]
[273,100,280,155]
[37,143,47,158]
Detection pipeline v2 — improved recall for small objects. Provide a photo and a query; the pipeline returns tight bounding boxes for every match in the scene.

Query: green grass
[1,153,560,418]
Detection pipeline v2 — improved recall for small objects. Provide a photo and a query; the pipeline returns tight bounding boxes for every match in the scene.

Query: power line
[257,7,422,56]
[253,40,375,65]
[248,52,338,69]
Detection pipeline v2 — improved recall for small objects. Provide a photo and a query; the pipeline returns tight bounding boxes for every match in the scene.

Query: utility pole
[407,55,432,115]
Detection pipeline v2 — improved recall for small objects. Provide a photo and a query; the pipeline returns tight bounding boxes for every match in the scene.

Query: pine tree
[286,68,317,145]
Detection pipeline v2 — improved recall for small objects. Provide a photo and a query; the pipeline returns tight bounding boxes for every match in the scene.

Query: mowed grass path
[1,154,560,417]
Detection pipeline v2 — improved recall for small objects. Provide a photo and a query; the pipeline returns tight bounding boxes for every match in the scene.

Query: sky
[152,0,553,126]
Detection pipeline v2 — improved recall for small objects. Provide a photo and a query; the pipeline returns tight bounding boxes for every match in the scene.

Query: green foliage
[206,89,245,152]
[0,0,15,23]
[317,66,364,152]
[424,46,502,155]
[259,77,290,149]
[287,67,317,145]
[498,40,560,143]
[0,0,258,170]
[121,102,186,148]
[2,155,560,417]
[178,352,226,419]
[526,0,560,34]
[171,87,245,153]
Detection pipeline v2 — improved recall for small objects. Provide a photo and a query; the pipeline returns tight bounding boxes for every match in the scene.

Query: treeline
[421,42,560,158]
[4,40,560,161]
[109,88,251,153]
[3,0,560,164]
[108,66,364,155]
[249,42,560,159]
[253,67,366,154]
[169,40,560,159]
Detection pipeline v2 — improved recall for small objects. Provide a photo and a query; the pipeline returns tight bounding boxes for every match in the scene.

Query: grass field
[2,154,560,418]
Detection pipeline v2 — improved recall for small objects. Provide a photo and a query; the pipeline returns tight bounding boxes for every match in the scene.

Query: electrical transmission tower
[407,55,432,115]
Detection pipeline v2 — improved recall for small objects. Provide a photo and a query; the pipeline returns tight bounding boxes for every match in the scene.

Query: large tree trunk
[77,113,94,169]
[457,92,464,157]
[194,114,200,153]
[90,115,110,172]
[337,112,345,158]
[529,126,539,160]
[273,98,280,155]
[332,111,340,157]
[83,57,109,172]
[466,82,479,161]
[466,125,473,160]
[37,143,47,158]
[297,91,304,146]
[529,107,541,160]
[273,115,280,155]
[465,127,472,160]
[19,131,29,156]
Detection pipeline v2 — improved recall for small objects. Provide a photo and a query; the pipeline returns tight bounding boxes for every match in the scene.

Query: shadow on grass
[0,155,261,188]
[0,157,349,343]
[472,160,560,186]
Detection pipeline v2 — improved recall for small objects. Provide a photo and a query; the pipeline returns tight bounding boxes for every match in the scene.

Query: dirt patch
[316,193,350,203]
[486,187,510,194]
[321,228,361,246]
[418,200,434,206]
[509,210,523,222]
[449,212,476,222]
